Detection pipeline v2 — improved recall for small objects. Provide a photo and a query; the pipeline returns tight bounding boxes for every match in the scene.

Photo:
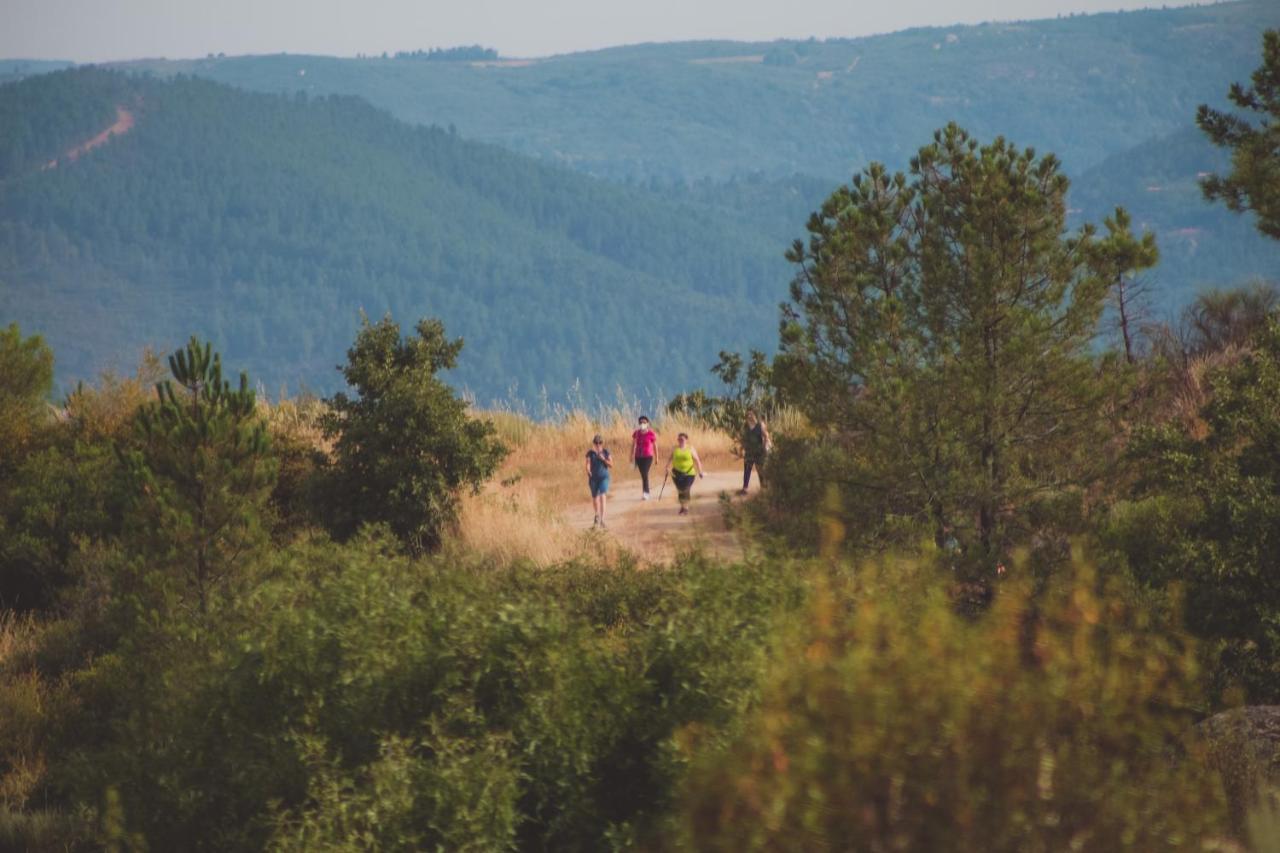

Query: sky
[3,0,1206,62]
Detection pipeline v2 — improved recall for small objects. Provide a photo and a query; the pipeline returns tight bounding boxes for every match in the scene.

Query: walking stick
[658,469,669,500]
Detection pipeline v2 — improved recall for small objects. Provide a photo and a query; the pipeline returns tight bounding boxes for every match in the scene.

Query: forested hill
[0,68,789,399]
[119,1,1280,182]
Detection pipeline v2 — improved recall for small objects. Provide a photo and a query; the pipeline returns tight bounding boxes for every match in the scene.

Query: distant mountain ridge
[110,1,1280,182]
[2,3,1277,399]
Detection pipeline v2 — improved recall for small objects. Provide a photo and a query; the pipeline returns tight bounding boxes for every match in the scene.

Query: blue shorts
[590,475,610,497]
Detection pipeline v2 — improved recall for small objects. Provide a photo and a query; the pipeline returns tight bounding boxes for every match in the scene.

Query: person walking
[585,434,613,529]
[740,408,771,495]
[665,432,704,515]
[630,415,659,500]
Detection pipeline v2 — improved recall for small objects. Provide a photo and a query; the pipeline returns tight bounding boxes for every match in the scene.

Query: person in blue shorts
[585,433,614,529]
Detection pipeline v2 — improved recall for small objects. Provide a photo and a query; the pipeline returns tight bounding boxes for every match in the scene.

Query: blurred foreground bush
[679,564,1229,851]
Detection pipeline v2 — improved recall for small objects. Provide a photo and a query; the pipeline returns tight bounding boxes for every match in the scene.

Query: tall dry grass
[0,612,47,811]
[452,407,740,565]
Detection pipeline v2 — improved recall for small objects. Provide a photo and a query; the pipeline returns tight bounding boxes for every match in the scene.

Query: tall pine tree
[778,125,1127,577]
[122,338,275,613]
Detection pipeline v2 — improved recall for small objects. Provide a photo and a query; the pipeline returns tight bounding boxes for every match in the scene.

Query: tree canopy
[1198,29,1280,239]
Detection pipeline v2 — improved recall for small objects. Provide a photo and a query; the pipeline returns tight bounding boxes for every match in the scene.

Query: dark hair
[677,432,689,440]
[638,415,650,424]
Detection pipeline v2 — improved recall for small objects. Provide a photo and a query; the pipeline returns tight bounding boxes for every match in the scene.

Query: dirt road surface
[565,467,753,562]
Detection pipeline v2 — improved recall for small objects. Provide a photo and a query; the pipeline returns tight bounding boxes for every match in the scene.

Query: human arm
[602,449,614,468]
[693,448,705,478]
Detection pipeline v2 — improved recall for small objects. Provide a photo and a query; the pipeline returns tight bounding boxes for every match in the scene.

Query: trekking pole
[658,469,669,500]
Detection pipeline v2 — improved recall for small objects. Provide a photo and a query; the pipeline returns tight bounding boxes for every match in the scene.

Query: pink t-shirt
[632,428,658,459]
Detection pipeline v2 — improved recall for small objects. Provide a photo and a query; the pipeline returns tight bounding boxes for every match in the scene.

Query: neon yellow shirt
[672,447,696,475]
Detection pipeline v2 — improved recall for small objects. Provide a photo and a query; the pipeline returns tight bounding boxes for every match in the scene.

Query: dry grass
[263,389,797,567]
[260,393,331,453]
[58,348,166,438]
[1167,344,1248,439]
[0,612,47,810]
[0,612,37,670]
[451,407,744,565]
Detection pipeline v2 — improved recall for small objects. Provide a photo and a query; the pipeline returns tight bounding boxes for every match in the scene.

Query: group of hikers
[584,410,771,530]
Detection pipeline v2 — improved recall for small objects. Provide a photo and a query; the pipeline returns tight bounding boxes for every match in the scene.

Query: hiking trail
[566,467,751,561]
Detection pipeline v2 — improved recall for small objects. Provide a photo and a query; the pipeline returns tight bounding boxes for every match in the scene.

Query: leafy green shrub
[320,316,507,555]
[1105,319,1280,703]
[677,564,1229,851]
[44,534,807,851]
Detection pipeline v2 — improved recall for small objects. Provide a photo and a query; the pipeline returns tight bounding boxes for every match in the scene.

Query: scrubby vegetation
[2,25,1279,853]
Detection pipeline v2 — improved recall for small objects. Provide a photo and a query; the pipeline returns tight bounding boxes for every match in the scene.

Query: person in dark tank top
[740,409,771,495]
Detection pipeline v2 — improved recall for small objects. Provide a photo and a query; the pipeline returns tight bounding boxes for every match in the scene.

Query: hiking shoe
[593,515,600,528]
[738,488,749,496]
[642,492,650,501]
[599,520,608,530]
[678,507,689,516]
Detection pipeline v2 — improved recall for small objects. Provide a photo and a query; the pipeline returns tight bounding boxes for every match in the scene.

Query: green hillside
[121,1,1280,182]
[0,68,789,400]
[1070,124,1279,303]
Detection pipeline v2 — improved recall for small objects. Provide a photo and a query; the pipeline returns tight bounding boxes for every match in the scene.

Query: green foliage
[666,349,779,449]
[0,66,125,177]
[1091,207,1159,362]
[119,337,276,613]
[775,125,1123,576]
[0,323,53,466]
[321,317,506,554]
[678,565,1228,851]
[141,3,1279,184]
[1198,29,1280,239]
[0,357,161,612]
[393,45,498,62]
[1105,319,1280,703]
[1183,283,1280,356]
[40,534,807,851]
[0,68,787,401]
[268,730,521,852]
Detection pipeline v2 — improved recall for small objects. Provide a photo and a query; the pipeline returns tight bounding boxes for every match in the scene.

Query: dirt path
[42,106,135,170]
[566,467,753,562]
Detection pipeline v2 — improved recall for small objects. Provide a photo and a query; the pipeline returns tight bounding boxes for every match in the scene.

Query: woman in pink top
[630,415,659,500]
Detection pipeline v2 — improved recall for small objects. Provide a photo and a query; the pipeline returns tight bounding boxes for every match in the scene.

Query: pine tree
[122,337,275,613]
[779,125,1123,577]
[1092,207,1159,364]
[1197,29,1280,239]
[0,323,54,467]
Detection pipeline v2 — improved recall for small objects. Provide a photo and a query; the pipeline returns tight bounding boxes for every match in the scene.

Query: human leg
[637,456,653,495]
[674,472,694,514]
[597,476,610,526]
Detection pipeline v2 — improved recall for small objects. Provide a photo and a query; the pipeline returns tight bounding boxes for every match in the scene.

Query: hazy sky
[4,0,1204,62]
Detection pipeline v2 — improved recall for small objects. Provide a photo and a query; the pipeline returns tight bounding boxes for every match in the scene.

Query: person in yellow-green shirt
[664,432,704,515]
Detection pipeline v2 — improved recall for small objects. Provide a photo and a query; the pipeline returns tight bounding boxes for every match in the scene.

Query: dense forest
[2,57,1277,398]
[0,68,789,399]
[124,1,1279,181]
